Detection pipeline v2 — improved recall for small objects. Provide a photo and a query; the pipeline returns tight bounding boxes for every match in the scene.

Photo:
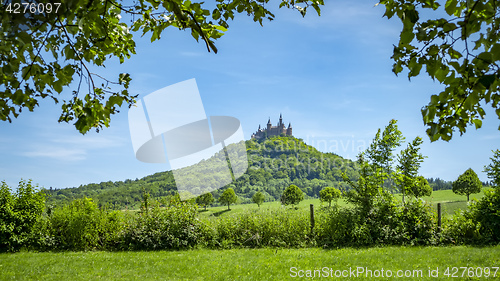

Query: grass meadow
[1,246,500,280]
[197,189,493,220]
[1,189,497,280]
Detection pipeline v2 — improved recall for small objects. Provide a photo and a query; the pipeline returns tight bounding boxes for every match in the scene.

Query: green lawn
[1,246,499,280]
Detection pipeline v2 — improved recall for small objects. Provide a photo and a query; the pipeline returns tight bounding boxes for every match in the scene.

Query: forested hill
[45,136,359,208]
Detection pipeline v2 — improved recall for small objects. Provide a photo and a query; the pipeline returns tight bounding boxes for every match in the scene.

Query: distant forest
[44,136,486,209]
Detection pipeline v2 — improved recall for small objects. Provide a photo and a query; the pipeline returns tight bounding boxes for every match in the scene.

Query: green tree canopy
[396,136,426,203]
[364,119,405,190]
[281,184,304,206]
[252,191,265,207]
[319,186,341,207]
[218,188,237,210]
[0,0,323,133]
[3,0,500,142]
[484,149,500,188]
[378,0,500,141]
[452,168,483,201]
[195,192,214,211]
[408,176,432,198]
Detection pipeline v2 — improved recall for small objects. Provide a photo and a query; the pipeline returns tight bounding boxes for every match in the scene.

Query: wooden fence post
[310,204,315,234]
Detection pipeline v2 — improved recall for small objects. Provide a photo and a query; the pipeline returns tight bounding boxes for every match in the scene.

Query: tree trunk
[227,203,230,210]
[467,194,470,202]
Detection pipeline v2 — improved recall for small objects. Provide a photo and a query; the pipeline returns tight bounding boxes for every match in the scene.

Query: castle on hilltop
[251,114,292,139]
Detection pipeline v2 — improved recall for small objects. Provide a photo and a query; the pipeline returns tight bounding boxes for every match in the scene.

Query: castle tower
[252,115,293,139]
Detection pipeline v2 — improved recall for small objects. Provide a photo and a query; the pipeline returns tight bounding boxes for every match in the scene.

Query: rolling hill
[45,135,359,208]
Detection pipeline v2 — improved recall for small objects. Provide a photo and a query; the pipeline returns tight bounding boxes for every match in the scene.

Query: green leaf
[53,80,63,94]
[444,0,458,16]
[472,119,482,129]
[490,44,500,61]
[478,74,496,89]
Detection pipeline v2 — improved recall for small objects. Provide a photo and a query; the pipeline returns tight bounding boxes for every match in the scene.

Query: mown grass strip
[1,246,499,280]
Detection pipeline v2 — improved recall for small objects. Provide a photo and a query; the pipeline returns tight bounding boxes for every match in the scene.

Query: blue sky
[1,1,499,190]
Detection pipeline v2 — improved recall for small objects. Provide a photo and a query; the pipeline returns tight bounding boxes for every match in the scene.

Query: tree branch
[58,19,96,97]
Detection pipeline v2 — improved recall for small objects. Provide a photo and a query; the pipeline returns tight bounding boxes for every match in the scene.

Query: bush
[42,197,125,251]
[0,180,45,252]
[317,192,437,247]
[316,206,362,247]
[212,208,312,248]
[399,199,437,245]
[121,200,213,250]
[444,188,500,244]
[472,188,500,242]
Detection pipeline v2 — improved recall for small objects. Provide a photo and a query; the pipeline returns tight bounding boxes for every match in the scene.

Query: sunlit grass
[1,246,499,280]
[197,189,493,219]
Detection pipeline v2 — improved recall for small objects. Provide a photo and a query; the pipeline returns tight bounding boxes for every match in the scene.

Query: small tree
[218,188,238,210]
[196,192,214,211]
[453,168,483,201]
[396,136,426,204]
[252,191,265,207]
[319,187,341,207]
[408,176,432,198]
[484,149,500,188]
[281,184,304,206]
[342,154,381,216]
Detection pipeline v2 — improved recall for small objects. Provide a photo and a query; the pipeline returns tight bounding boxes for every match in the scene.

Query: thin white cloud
[23,146,87,161]
[480,134,500,141]
[20,134,125,162]
[52,135,125,149]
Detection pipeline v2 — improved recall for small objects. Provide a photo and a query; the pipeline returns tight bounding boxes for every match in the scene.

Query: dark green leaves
[378,0,500,141]
[1,0,324,134]
[444,0,460,16]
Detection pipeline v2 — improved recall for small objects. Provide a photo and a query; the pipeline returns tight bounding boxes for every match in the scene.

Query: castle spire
[288,122,292,128]
[267,117,271,125]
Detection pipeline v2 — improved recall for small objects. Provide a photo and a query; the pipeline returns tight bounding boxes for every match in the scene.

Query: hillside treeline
[46,136,360,208]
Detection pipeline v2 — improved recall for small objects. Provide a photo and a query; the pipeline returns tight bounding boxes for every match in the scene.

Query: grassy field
[1,246,499,280]
[197,189,493,219]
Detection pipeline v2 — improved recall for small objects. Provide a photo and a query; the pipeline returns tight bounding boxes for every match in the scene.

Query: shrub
[212,208,311,248]
[316,207,362,247]
[399,199,437,245]
[442,188,500,245]
[471,188,500,242]
[317,192,437,247]
[442,210,482,245]
[44,197,125,251]
[121,200,213,250]
[0,180,46,252]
